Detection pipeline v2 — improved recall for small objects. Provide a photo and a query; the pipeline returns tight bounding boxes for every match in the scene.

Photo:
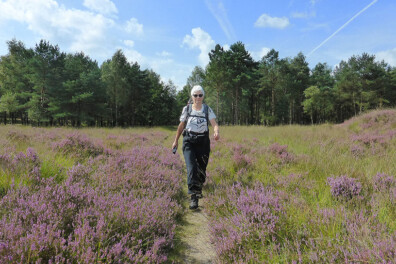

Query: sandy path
[179,198,217,264]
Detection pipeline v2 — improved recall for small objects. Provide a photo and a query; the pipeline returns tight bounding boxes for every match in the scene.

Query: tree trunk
[352,92,357,116]
[311,112,313,125]
[216,89,219,124]
[234,88,239,125]
[231,101,235,125]
[41,87,45,107]
[359,93,363,114]
[115,84,118,127]
[115,102,118,127]
[250,95,254,124]
[271,86,275,118]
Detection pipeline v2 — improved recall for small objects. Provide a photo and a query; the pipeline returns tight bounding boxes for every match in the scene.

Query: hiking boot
[189,194,198,209]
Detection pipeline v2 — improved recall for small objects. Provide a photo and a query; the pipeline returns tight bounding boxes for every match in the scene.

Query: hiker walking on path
[172,85,220,209]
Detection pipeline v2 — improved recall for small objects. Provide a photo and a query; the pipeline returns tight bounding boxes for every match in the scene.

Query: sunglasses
[193,94,203,98]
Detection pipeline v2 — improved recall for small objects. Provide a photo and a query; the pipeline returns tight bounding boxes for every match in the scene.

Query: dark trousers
[182,133,210,195]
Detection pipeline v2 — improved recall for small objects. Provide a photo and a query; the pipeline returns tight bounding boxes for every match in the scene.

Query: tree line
[1,39,395,127]
[0,39,178,126]
[199,43,396,125]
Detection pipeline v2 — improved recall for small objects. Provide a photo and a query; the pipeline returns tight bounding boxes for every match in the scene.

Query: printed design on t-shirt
[179,105,216,134]
[188,116,207,132]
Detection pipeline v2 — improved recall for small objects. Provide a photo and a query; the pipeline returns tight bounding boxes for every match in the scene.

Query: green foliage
[256,50,312,125]
[27,95,47,124]
[187,66,205,87]
[333,53,392,122]
[54,52,104,126]
[175,85,191,112]
[205,44,232,123]
[302,86,320,124]
[1,38,395,127]
[28,40,66,124]
[0,92,19,113]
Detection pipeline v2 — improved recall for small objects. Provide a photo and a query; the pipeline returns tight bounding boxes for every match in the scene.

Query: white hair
[190,85,205,96]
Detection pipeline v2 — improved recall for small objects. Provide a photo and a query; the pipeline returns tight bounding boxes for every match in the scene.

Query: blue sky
[0,0,395,90]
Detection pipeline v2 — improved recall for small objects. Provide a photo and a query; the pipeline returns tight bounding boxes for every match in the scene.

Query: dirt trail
[179,198,217,264]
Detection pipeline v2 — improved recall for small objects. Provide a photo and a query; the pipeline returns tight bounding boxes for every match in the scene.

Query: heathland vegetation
[1,39,396,127]
[0,109,395,263]
[1,38,395,263]
[0,127,184,262]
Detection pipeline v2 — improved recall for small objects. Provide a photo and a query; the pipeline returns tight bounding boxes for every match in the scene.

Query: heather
[204,109,396,263]
[1,109,396,263]
[0,127,184,263]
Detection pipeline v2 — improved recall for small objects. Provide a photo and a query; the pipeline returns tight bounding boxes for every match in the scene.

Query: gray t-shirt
[180,104,216,133]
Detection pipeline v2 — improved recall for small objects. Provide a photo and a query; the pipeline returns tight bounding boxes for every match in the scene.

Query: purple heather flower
[373,173,395,192]
[0,141,183,262]
[327,175,362,199]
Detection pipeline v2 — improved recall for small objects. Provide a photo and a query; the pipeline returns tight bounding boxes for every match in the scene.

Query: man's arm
[210,118,220,140]
[172,121,186,149]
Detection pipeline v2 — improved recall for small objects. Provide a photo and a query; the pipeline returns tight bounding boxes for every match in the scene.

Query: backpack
[185,103,209,132]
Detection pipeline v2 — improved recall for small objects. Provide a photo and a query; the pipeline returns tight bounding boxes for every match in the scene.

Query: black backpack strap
[203,104,209,130]
[186,103,191,121]
[182,104,190,136]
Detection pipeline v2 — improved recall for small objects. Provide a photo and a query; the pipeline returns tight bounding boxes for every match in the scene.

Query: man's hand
[172,141,178,150]
[214,131,220,141]
[210,118,220,141]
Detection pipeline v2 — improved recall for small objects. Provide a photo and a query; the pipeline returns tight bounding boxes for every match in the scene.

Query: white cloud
[254,14,290,29]
[124,40,134,47]
[83,0,117,15]
[157,62,193,90]
[124,48,144,65]
[0,0,58,23]
[0,0,116,60]
[251,47,271,61]
[376,48,396,66]
[259,47,271,58]
[223,44,230,51]
[142,56,192,90]
[182,27,215,66]
[157,51,172,57]
[125,18,143,35]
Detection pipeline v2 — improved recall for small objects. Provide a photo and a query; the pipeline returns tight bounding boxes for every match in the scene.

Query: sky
[0,0,395,90]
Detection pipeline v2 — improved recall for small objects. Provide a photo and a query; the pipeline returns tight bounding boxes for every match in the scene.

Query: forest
[0,39,395,126]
